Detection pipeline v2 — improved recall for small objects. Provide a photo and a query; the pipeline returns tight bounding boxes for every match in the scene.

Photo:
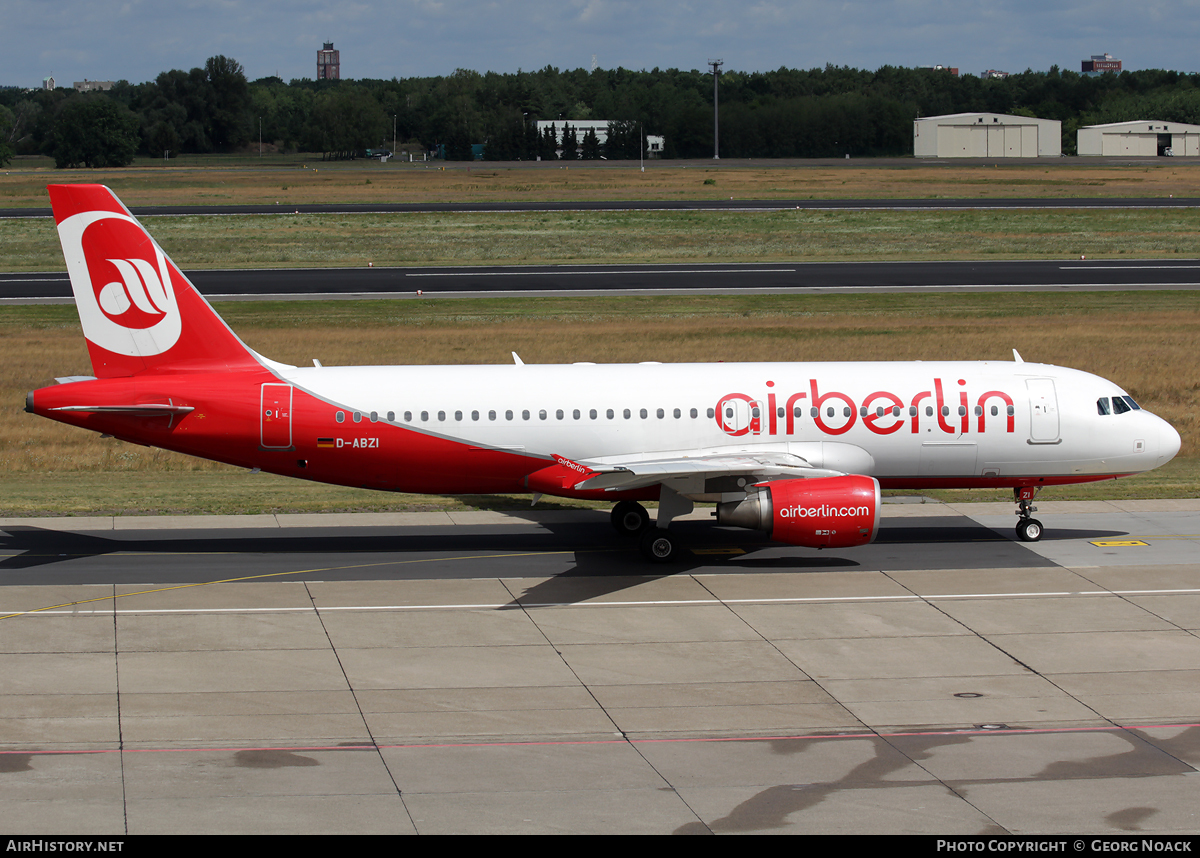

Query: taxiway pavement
[2,499,1199,834]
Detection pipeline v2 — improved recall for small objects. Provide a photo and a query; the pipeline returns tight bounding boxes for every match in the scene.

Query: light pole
[708,59,723,160]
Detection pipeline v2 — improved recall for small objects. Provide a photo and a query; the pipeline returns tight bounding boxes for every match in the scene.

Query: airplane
[26,184,1182,562]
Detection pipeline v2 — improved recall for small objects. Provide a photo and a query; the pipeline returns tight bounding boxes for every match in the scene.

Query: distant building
[982,70,1010,79]
[914,113,1061,158]
[535,120,665,157]
[1082,53,1122,75]
[73,80,114,92]
[919,65,960,76]
[1078,121,1200,156]
[42,76,55,90]
[317,42,340,80]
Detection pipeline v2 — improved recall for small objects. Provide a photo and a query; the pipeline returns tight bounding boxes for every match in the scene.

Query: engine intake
[716,475,881,549]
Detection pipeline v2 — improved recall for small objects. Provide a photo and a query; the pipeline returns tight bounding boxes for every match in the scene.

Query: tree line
[6,58,1200,168]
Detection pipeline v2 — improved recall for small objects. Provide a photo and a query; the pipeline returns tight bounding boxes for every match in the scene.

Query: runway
[5,258,1200,303]
[2,500,1199,834]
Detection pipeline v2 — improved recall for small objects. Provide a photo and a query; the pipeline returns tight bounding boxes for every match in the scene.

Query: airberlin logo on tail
[98,258,169,320]
[56,211,182,357]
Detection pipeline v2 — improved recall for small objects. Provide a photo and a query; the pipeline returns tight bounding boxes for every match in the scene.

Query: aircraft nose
[1159,418,1182,466]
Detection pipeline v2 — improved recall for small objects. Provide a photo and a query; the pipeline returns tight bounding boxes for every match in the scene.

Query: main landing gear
[611,500,650,536]
[611,487,693,563]
[1014,487,1043,542]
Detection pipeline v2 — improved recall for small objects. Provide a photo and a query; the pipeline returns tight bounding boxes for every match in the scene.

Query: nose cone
[1158,417,1182,467]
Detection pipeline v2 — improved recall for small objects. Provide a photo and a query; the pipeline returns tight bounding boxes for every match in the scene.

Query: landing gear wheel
[1016,518,1043,542]
[639,528,678,563]
[611,501,650,536]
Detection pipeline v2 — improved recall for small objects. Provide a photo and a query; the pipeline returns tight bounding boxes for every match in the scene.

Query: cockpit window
[1100,395,1142,415]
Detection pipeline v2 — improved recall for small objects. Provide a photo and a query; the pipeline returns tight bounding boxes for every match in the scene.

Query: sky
[6,0,1200,88]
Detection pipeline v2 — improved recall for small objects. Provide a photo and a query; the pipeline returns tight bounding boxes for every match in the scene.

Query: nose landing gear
[1014,487,1043,542]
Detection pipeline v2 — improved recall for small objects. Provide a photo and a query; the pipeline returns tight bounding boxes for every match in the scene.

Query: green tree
[304,85,388,160]
[52,96,139,168]
[539,123,558,160]
[204,55,252,150]
[580,126,601,159]
[0,105,14,167]
[604,120,640,159]
[560,123,578,160]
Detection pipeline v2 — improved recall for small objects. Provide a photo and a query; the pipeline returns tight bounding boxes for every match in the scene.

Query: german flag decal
[317,438,335,448]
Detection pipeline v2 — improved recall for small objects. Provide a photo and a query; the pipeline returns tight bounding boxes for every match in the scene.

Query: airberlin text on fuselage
[716,378,1017,438]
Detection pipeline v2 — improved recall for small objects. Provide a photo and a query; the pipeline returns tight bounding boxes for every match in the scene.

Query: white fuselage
[277,359,1180,489]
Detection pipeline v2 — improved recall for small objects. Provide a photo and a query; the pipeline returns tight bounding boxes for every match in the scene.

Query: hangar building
[914,113,1061,158]
[1077,121,1200,156]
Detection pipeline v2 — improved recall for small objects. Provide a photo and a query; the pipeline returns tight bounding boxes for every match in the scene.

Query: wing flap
[573,452,841,492]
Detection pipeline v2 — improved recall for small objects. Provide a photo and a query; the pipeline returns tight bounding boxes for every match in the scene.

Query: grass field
[4,157,1200,207]
[4,207,1200,272]
[3,292,1197,515]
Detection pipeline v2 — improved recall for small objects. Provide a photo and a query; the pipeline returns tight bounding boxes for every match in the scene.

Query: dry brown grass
[4,159,1200,207]
[4,295,1197,492]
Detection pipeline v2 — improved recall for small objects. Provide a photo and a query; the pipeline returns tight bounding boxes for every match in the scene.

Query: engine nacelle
[716,475,881,549]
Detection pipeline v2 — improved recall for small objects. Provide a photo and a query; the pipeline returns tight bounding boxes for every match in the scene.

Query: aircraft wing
[570,451,845,492]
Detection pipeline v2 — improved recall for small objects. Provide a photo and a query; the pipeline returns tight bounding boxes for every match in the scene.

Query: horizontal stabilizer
[50,404,195,416]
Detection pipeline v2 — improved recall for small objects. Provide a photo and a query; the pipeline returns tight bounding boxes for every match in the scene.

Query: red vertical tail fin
[48,184,261,378]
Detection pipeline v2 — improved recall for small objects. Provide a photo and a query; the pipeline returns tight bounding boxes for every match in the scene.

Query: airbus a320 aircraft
[27,185,1182,561]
